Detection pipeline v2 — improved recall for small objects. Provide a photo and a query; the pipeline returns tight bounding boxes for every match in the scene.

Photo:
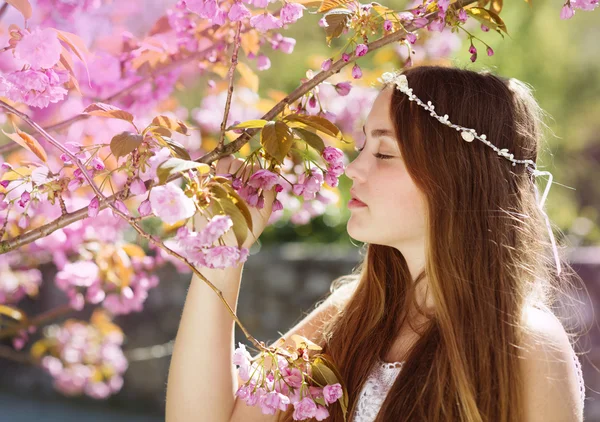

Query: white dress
[352,352,586,422]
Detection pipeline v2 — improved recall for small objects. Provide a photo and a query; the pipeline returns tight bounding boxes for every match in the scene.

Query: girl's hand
[196,155,277,250]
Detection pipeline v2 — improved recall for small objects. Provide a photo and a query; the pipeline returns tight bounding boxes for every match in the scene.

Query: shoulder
[519,306,584,421]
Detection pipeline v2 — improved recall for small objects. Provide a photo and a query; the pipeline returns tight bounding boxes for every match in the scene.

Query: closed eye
[355,146,394,160]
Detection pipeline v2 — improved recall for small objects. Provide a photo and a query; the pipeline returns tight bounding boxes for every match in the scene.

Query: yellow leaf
[151,115,189,135]
[491,0,503,14]
[121,243,146,258]
[466,7,508,35]
[228,119,268,130]
[236,61,259,92]
[0,304,28,323]
[30,340,49,360]
[260,121,294,164]
[2,129,48,162]
[6,0,32,19]
[290,334,323,351]
[240,31,260,57]
[318,0,352,13]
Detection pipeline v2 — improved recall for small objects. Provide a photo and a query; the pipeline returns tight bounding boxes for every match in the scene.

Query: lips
[350,189,366,205]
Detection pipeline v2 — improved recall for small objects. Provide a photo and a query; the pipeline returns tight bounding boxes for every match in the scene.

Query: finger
[214,155,235,175]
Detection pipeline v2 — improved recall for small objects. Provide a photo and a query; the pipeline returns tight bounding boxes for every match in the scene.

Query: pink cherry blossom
[259,390,291,414]
[278,37,296,54]
[323,382,343,404]
[248,169,280,190]
[280,2,305,24]
[334,81,352,96]
[292,397,317,420]
[560,4,575,19]
[185,0,218,19]
[352,64,362,79]
[355,43,368,57]
[138,199,152,217]
[257,54,271,71]
[88,197,100,218]
[321,59,332,71]
[573,0,599,11]
[5,69,69,108]
[250,13,282,33]
[314,405,330,421]
[148,183,196,224]
[14,27,62,70]
[198,215,234,246]
[129,178,147,195]
[228,2,251,22]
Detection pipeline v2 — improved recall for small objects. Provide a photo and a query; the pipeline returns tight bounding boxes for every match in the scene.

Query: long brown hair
[278,65,585,421]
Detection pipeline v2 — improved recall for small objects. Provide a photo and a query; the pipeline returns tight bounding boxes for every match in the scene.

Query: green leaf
[83,102,134,123]
[228,119,269,130]
[260,121,294,164]
[323,9,352,45]
[318,354,349,420]
[292,127,325,153]
[110,131,143,159]
[216,197,249,248]
[156,157,211,185]
[156,136,192,161]
[223,185,254,233]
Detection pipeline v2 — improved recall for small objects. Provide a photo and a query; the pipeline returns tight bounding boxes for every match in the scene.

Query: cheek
[374,174,427,232]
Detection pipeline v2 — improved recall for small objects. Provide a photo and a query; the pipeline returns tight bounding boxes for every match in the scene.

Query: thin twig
[0,100,263,348]
[0,3,9,21]
[0,344,35,364]
[0,304,72,340]
[218,21,243,150]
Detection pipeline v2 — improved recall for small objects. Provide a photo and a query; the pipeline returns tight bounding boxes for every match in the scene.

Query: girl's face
[345,87,428,252]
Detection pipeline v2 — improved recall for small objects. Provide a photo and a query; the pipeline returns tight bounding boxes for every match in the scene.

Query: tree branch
[0,2,473,254]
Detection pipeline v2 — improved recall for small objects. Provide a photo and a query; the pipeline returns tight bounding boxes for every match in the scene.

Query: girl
[166,65,586,422]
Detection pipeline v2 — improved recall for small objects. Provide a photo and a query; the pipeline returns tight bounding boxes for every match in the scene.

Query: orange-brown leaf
[2,129,48,162]
[83,102,135,123]
[6,0,32,20]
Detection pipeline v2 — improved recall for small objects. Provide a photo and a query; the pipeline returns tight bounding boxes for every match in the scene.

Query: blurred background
[0,0,599,420]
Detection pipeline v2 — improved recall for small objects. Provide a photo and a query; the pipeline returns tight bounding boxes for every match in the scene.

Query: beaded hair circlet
[377,70,561,276]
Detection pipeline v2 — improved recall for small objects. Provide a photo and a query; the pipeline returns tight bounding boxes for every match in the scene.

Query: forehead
[365,87,394,130]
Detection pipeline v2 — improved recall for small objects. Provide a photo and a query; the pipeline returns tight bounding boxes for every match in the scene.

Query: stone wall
[0,244,597,420]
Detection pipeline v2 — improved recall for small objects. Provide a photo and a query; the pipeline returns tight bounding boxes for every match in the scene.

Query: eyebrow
[362,125,395,139]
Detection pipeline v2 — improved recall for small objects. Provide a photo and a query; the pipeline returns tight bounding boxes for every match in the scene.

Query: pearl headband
[377,70,561,275]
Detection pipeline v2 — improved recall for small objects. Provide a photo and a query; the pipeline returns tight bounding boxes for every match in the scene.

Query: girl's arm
[166,263,245,422]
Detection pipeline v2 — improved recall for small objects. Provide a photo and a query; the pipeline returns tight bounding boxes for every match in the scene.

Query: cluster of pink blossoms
[232,168,284,212]
[184,0,305,32]
[54,251,159,315]
[0,27,69,108]
[37,318,128,399]
[172,215,249,269]
[321,146,344,188]
[561,0,599,19]
[233,343,343,420]
[0,251,43,304]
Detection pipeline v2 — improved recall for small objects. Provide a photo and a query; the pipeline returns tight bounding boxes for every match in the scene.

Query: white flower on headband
[378,72,409,93]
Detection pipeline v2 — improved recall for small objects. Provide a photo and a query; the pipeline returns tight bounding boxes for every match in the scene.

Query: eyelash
[355,146,394,160]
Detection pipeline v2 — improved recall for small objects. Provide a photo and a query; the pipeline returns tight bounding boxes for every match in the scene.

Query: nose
[344,153,367,184]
